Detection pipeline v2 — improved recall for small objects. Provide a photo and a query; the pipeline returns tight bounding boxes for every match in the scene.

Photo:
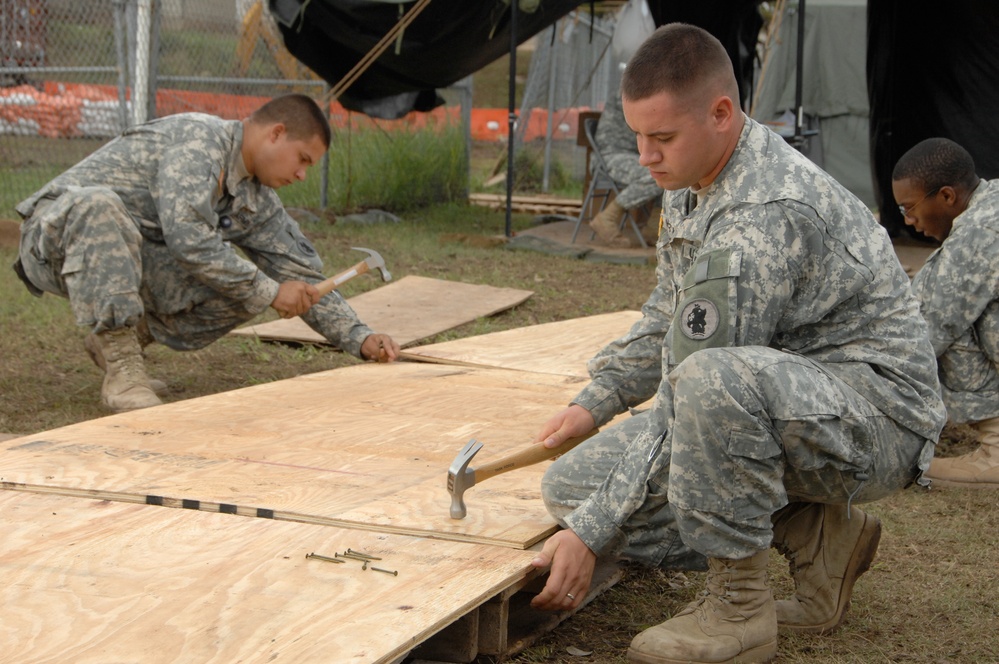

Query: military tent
[270,0,999,236]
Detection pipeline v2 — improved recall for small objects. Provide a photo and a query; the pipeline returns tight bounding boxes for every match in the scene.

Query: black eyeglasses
[898,187,940,218]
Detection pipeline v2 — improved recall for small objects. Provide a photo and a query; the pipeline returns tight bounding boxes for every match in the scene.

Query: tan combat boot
[627,549,776,664]
[85,318,168,396]
[589,200,630,246]
[771,502,881,634]
[925,417,999,488]
[91,327,162,412]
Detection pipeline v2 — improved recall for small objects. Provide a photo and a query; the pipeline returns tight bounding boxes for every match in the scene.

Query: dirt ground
[0,218,19,249]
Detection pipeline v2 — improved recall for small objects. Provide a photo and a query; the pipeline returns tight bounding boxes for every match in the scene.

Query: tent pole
[505,0,518,238]
[792,0,806,147]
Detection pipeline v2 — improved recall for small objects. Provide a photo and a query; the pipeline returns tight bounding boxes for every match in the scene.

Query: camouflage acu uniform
[595,92,663,210]
[14,113,373,356]
[542,117,946,565]
[910,179,999,424]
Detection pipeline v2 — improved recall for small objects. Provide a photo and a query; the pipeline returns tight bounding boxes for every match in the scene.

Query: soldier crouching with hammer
[13,93,399,413]
[526,25,945,663]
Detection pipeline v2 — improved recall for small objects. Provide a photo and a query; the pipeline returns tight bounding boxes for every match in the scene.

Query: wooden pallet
[0,313,645,662]
[412,558,623,663]
[0,491,535,664]
[468,193,582,216]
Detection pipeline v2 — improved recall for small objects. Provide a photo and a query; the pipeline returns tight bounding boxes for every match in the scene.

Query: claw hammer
[314,247,391,297]
[446,429,598,519]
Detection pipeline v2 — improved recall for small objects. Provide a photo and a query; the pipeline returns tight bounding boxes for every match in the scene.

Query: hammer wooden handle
[314,261,371,297]
[473,429,598,483]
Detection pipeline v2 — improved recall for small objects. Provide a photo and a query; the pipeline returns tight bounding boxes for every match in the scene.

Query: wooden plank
[0,363,614,549]
[468,193,582,207]
[401,310,643,377]
[0,491,535,664]
[229,275,533,346]
[468,193,582,215]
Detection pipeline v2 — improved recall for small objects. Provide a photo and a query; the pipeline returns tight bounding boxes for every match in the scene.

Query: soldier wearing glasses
[893,137,999,488]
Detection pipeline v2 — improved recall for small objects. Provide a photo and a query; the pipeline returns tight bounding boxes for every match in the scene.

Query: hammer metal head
[447,438,482,519]
[351,246,392,282]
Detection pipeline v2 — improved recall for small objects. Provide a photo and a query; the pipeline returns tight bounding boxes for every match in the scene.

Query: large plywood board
[0,362,615,549]
[402,310,643,377]
[229,275,534,347]
[0,491,534,664]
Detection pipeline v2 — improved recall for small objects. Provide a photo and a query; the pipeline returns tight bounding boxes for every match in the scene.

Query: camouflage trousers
[603,152,662,211]
[542,346,933,563]
[937,302,999,423]
[18,187,257,351]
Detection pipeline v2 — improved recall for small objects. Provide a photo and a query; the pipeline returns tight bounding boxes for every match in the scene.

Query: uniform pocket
[669,248,742,365]
[938,328,995,394]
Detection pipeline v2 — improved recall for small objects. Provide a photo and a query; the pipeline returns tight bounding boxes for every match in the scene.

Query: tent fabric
[646,0,763,107]
[751,0,875,207]
[268,0,585,119]
[868,0,999,236]
[752,0,868,118]
[271,0,999,239]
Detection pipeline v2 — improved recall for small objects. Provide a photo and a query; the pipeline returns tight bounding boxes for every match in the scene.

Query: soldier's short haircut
[892,138,977,191]
[621,23,737,104]
[250,94,331,148]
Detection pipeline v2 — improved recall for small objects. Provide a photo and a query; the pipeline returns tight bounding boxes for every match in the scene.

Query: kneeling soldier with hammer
[527,25,944,663]
[14,94,398,413]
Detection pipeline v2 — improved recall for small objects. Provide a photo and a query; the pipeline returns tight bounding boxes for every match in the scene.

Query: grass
[1,205,997,663]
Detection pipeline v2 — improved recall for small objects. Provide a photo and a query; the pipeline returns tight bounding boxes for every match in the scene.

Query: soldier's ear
[268,123,286,143]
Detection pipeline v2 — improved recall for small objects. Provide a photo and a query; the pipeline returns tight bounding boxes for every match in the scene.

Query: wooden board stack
[0,311,644,663]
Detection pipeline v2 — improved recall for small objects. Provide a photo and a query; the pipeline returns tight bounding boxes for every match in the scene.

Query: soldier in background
[893,137,999,488]
[527,24,945,663]
[13,94,398,413]
[588,90,663,248]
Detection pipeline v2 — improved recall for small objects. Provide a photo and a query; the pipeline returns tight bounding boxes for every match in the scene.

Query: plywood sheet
[0,362,612,549]
[402,310,643,377]
[0,491,534,664]
[229,275,534,347]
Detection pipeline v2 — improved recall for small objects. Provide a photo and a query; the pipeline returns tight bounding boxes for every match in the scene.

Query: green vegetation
[317,120,468,212]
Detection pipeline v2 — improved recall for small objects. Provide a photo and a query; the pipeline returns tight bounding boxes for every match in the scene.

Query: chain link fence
[0,1,624,217]
[513,11,618,192]
[0,0,330,217]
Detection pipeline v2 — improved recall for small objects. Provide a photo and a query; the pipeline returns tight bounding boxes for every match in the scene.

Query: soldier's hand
[271,281,320,319]
[535,404,596,449]
[361,334,399,363]
[529,529,596,611]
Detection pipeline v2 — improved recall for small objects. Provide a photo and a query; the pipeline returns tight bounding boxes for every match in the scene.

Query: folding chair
[571,116,649,248]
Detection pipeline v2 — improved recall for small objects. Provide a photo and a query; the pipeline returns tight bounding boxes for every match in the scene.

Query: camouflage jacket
[16,113,372,356]
[911,178,999,422]
[565,116,946,555]
[573,116,945,443]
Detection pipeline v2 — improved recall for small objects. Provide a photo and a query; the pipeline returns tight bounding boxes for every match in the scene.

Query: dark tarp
[268,0,763,119]
[868,0,999,237]
[268,0,585,119]
[273,0,999,240]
